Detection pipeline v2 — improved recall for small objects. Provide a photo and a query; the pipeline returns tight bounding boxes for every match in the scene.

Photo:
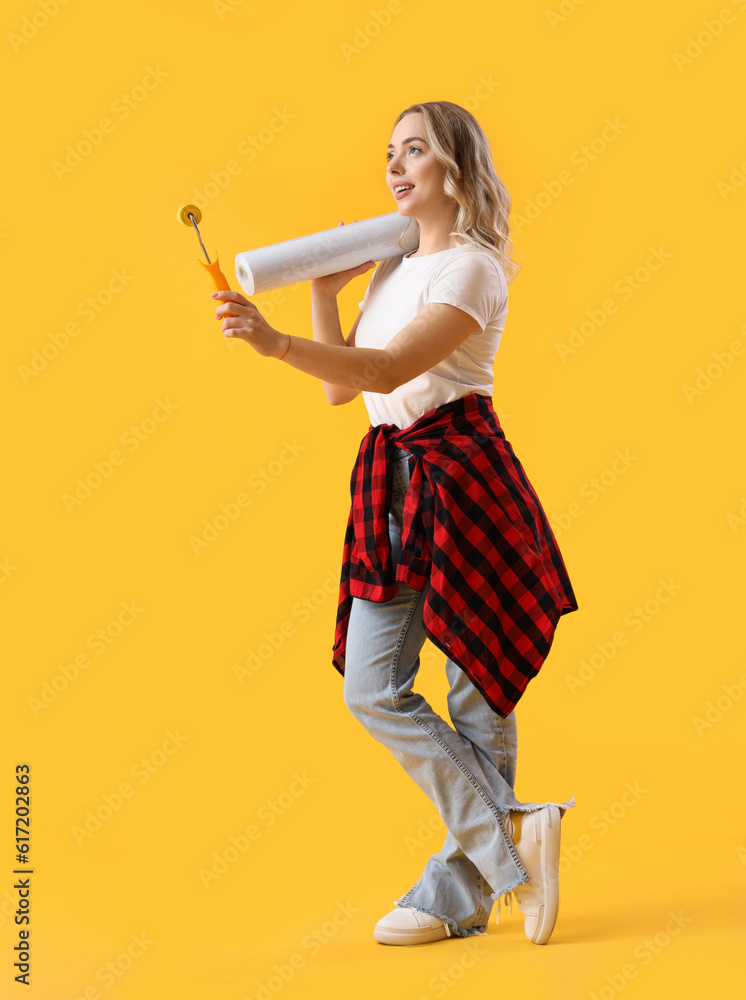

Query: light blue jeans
[343,447,566,938]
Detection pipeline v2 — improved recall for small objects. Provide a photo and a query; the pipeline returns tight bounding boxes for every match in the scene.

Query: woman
[213,101,579,946]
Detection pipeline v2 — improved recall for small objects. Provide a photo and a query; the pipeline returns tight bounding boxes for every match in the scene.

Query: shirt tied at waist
[332,392,579,717]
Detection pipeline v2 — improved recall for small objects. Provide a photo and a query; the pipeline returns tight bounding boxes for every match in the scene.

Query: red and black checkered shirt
[331,391,579,717]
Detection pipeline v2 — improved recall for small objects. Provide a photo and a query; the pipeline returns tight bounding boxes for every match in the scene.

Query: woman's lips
[395,186,414,200]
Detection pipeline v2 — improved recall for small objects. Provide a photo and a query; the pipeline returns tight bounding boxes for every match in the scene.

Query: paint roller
[177,206,420,308]
[177,203,237,317]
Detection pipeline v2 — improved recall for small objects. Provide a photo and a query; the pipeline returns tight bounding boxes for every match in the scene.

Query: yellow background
[2,0,744,996]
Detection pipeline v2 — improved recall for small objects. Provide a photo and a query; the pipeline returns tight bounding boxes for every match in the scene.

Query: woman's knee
[343,671,394,728]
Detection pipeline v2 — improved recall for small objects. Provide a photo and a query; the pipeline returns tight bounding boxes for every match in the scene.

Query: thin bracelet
[278,333,291,360]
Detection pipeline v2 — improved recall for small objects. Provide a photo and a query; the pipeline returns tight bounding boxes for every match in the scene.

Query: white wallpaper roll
[234,212,420,295]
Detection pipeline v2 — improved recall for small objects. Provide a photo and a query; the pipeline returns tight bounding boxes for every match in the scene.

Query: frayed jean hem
[397,902,489,939]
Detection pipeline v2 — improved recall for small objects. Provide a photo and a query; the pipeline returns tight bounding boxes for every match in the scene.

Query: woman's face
[386,112,449,218]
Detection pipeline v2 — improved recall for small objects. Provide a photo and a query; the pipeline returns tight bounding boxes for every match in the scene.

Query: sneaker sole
[373,924,450,945]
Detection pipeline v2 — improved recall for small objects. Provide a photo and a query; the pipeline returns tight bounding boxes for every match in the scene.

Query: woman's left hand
[212,290,285,358]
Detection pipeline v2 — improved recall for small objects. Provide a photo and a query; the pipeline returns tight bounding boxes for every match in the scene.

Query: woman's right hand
[310,220,377,297]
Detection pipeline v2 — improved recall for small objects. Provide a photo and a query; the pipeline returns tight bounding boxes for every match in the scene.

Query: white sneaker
[498,805,562,945]
[374,903,453,945]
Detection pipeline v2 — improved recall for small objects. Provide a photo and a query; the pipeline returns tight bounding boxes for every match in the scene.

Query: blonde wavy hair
[391,101,522,286]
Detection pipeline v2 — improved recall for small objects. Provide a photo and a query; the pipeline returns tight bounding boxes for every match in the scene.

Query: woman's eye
[385,146,421,162]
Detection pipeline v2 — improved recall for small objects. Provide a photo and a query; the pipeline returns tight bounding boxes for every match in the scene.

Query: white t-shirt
[355,245,509,429]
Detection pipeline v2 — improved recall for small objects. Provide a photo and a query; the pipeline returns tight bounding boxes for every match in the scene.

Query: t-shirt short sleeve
[425,252,506,331]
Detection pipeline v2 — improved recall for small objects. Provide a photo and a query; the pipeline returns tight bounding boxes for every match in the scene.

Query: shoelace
[495,889,516,924]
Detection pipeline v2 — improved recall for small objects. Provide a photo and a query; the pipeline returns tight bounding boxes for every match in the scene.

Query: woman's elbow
[378,368,404,394]
[325,386,360,405]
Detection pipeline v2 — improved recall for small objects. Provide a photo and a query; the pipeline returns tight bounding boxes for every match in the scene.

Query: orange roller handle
[199,252,236,318]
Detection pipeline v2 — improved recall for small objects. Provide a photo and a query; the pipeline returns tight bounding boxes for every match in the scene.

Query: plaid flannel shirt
[331,392,579,717]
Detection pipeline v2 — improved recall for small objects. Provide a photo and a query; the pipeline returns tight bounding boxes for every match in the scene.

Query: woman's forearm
[212,286,395,393]
[278,332,393,393]
[310,290,360,403]
[310,290,344,345]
